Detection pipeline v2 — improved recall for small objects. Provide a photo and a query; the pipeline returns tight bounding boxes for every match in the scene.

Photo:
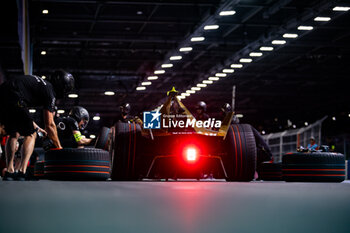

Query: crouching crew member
[114,103,132,123]
[195,101,209,121]
[56,106,92,148]
[0,70,75,180]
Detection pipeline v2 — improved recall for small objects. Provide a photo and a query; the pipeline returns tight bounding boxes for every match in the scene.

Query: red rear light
[185,147,198,162]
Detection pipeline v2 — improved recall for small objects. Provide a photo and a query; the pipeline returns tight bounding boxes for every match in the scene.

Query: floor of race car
[0,180,350,233]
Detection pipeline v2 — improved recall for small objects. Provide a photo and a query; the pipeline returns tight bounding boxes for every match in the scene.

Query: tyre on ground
[94,127,111,151]
[257,162,282,181]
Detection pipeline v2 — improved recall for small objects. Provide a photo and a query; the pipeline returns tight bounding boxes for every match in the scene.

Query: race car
[109,87,260,181]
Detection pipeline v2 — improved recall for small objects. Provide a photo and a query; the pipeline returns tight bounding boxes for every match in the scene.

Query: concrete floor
[0,180,350,233]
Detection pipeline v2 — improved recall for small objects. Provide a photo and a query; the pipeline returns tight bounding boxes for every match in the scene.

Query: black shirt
[4,75,56,112]
[55,116,80,148]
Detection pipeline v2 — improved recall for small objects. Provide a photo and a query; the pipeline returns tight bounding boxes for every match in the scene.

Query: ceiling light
[249,52,263,57]
[236,114,243,118]
[93,116,100,121]
[219,10,236,16]
[260,46,274,51]
[169,56,182,60]
[90,135,96,139]
[332,116,336,121]
[148,76,158,80]
[179,47,193,52]
[271,40,286,45]
[231,64,243,68]
[304,122,308,126]
[223,69,234,73]
[333,6,350,11]
[154,70,165,74]
[29,109,36,113]
[204,25,219,30]
[104,91,115,96]
[136,86,146,91]
[186,90,196,94]
[292,124,296,128]
[42,9,49,14]
[203,80,213,84]
[239,58,252,63]
[215,73,227,77]
[136,11,143,15]
[161,64,173,68]
[314,17,331,22]
[191,37,205,42]
[141,81,152,86]
[283,33,298,38]
[197,83,207,88]
[191,87,201,91]
[177,96,185,100]
[208,77,219,81]
[182,93,190,96]
[41,51,46,55]
[57,110,65,114]
[68,94,78,98]
[41,75,46,79]
[297,25,314,30]
[261,130,266,135]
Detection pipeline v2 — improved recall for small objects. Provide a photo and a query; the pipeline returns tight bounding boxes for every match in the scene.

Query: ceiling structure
[0,0,349,134]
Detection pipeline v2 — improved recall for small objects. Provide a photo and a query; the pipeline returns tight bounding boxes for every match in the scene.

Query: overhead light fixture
[271,40,286,45]
[236,114,243,118]
[169,56,182,60]
[148,76,158,80]
[41,75,46,79]
[260,46,274,51]
[304,122,309,126]
[204,25,219,30]
[203,80,213,84]
[179,47,193,52]
[41,51,46,55]
[283,33,298,38]
[57,110,65,114]
[197,83,207,88]
[191,87,201,91]
[223,69,234,73]
[136,86,146,91]
[161,64,173,68]
[215,73,227,77]
[93,116,100,121]
[182,93,190,97]
[261,130,266,135]
[90,135,96,139]
[239,58,252,63]
[297,25,314,31]
[68,94,78,98]
[104,91,115,96]
[186,90,196,94]
[314,17,331,22]
[333,6,350,11]
[136,11,143,15]
[249,52,263,57]
[208,77,219,81]
[231,64,243,68]
[219,10,236,16]
[42,9,49,14]
[29,109,36,113]
[332,116,336,121]
[154,70,165,74]
[141,81,152,86]
[177,96,185,100]
[191,37,205,42]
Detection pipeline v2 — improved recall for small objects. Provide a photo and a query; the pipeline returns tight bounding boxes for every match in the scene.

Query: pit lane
[1,180,349,233]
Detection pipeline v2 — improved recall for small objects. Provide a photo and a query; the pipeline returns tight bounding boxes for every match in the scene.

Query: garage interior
[0,0,350,232]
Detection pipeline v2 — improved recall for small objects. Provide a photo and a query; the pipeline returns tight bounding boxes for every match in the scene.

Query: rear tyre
[257,162,282,181]
[224,124,257,181]
[44,148,110,180]
[282,152,345,182]
[110,122,141,181]
[94,127,111,151]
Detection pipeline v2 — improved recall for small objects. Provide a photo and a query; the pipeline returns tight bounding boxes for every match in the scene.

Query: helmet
[120,103,131,115]
[310,136,315,141]
[221,103,232,113]
[69,106,89,130]
[196,101,207,112]
[50,70,75,98]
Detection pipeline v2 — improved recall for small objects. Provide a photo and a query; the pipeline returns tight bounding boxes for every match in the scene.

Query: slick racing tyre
[34,161,45,179]
[111,122,141,181]
[257,162,282,181]
[95,127,111,151]
[282,152,345,182]
[224,124,257,181]
[44,148,110,181]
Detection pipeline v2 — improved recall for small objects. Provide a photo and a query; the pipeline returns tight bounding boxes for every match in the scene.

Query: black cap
[69,106,89,130]
[50,70,75,98]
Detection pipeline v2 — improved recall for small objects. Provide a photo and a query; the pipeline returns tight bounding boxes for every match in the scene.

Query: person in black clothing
[0,70,74,180]
[114,103,132,123]
[194,101,209,121]
[56,106,92,148]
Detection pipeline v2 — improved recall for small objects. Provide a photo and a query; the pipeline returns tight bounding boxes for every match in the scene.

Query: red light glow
[186,148,197,162]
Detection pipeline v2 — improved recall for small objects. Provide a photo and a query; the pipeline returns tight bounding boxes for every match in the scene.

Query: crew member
[0,70,75,181]
[114,103,132,123]
[195,101,209,121]
[307,136,318,150]
[56,106,92,148]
